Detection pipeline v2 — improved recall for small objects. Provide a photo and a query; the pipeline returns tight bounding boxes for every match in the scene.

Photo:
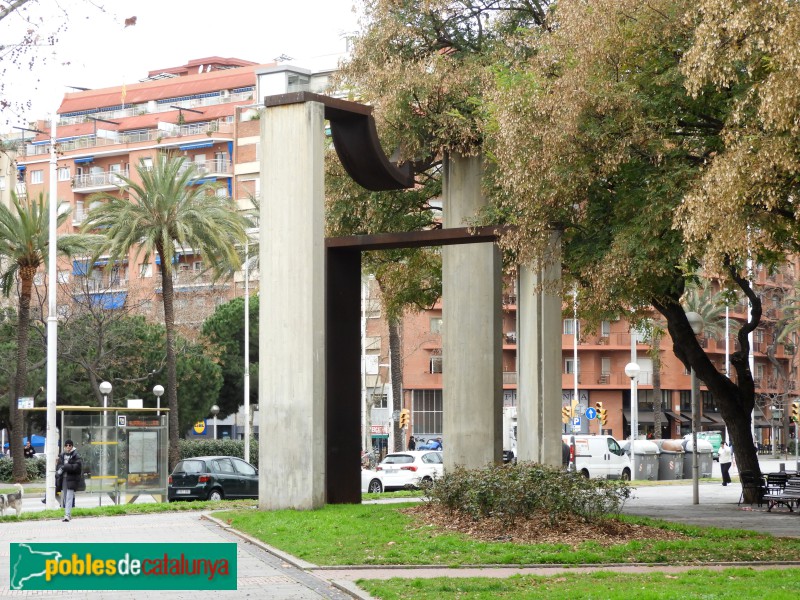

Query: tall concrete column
[442,153,502,471]
[259,100,326,509]
[517,232,562,466]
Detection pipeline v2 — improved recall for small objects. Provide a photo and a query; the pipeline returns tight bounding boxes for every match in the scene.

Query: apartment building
[384,265,799,454]
[13,57,338,332]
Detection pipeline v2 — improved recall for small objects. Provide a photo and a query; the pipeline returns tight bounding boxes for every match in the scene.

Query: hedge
[179,437,259,468]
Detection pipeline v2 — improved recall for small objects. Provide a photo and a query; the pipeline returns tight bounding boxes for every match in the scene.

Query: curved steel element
[263,92,415,191]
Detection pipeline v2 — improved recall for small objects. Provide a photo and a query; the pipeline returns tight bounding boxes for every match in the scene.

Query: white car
[361,468,384,494]
[376,450,443,490]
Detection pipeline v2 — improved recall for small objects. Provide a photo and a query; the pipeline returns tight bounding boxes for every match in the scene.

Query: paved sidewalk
[2,454,799,598]
[0,512,353,599]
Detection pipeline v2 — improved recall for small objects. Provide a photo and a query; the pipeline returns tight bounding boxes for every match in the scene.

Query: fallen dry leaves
[404,504,685,548]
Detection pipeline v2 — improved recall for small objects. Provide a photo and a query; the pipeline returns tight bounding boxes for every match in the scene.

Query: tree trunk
[9,275,34,481]
[160,259,180,470]
[389,319,404,452]
[654,289,762,502]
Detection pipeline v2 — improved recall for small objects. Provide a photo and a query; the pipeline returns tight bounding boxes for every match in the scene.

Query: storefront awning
[664,411,690,423]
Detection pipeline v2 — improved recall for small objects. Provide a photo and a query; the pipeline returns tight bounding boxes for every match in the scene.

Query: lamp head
[624,362,641,380]
[152,384,164,398]
[99,381,112,395]
[210,404,220,417]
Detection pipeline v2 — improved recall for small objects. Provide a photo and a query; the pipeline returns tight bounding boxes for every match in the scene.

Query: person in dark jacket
[408,436,416,450]
[23,441,35,459]
[57,440,82,522]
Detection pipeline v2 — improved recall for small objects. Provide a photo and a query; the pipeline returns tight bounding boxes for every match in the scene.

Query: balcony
[21,121,234,156]
[72,170,129,192]
[177,159,233,178]
[502,371,517,385]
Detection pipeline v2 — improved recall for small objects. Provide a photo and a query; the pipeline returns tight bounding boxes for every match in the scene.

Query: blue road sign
[585,407,597,420]
[572,416,581,427]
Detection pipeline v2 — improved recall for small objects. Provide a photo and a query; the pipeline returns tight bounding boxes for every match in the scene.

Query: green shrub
[426,462,631,526]
[178,438,259,468]
[0,457,46,482]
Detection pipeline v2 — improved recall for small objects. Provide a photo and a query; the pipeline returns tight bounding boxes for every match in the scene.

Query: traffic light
[597,402,608,426]
[561,405,570,424]
[792,401,800,423]
[399,408,410,428]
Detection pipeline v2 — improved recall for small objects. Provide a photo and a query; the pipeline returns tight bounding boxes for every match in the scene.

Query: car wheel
[368,478,383,494]
[208,489,224,502]
[581,469,590,479]
[621,469,631,481]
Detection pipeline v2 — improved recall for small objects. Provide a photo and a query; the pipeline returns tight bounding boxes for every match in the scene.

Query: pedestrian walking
[719,441,733,486]
[58,440,83,522]
[408,436,416,450]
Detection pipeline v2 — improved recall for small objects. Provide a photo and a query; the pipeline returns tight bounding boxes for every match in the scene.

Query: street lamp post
[153,385,164,417]
[210,405,220,439]
[625,361,641,481]
[99,381,112,413]
[686,311,704,505]
[98,381,112,490]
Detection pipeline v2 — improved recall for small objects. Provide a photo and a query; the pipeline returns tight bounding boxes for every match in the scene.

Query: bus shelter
[26,406,169,504]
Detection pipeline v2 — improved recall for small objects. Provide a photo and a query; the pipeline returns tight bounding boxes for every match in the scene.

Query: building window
[680,390,691,411]
[412,389,442,436]
[193,261,203,271]
[601,320,611,337]
[30,170,43,184]
[430,318,443,334]
[601,357,611,375]
[563,319,578,335]
[370,392,388,409]
[140,263,153,278]
[58,167,71,181]
[702,391,717,412]
[430,354,443,374]
[564,358,579,374]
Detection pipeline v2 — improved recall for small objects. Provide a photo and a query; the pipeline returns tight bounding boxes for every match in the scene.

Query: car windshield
[382,454,414,464]
[175,460,204,474]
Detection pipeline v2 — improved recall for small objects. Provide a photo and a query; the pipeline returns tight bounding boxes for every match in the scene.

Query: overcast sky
[1,0,360,127]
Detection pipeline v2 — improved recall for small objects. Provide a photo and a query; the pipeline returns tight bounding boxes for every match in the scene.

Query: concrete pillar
[442,153,502,471]
[517,232,562,466]
[259,100,326,509]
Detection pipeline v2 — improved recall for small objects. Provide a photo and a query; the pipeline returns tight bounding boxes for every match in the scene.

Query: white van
[563,434,631,480]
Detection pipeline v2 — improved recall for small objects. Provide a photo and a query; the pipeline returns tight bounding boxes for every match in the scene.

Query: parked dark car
[168,456,258,501]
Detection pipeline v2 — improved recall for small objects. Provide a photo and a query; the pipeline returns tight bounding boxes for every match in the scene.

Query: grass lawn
[358,568,800,599]
[215,502,800,566]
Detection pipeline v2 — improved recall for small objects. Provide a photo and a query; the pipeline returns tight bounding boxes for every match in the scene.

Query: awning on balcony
[72,260,89,276]
[179,141,215,151]
[89,291,127,309]
[74,156,94,164]
[190,177,217,185]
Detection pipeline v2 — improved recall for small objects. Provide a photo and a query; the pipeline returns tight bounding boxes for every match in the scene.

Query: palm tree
[0,192,89,481]
[83,155,247,467]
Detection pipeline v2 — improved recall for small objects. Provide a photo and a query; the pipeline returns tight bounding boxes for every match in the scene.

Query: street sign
[572,416,581,427]
[17,397,33,410]
[576,403,587,415]
[585,407,597,420]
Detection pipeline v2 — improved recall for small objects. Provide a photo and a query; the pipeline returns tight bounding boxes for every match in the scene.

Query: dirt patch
[404,503,685,547]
